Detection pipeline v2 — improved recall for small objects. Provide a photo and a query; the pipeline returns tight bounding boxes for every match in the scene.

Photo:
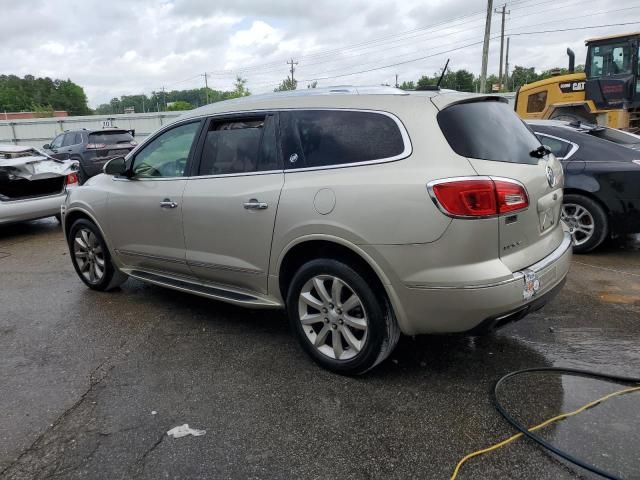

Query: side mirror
[43,144,50,150]
[104,156,128,176]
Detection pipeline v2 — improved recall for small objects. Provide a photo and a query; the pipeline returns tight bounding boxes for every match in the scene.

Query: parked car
[0,145,78,225]
[62,87,571,374]
[43,128,137,184]
[528,119,640,253]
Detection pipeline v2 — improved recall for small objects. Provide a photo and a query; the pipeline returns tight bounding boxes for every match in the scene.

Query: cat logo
[559,81,585,94]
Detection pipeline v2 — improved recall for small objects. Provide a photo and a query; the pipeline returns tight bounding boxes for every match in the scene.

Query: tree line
[396,64,584,93]
[0,75,91,116]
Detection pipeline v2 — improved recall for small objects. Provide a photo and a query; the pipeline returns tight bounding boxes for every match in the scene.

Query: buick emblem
[546,165,556,188]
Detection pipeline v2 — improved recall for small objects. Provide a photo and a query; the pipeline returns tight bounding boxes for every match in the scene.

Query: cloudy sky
[2,0,637,107]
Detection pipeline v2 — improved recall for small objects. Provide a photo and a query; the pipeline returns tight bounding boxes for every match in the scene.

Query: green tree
[307,81,318,89]
[167,100,193,111]
[231,76,251,97]
[274,77,297,92]
[399,80,415,90]
[0,74,90,115]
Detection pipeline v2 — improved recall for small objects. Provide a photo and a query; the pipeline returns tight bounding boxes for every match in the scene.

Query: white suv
[62,87,571,374]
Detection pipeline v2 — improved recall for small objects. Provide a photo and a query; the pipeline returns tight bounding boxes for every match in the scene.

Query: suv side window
[198,115,279,175]
[535,133,574,159]
[280,110,406,169]
[132,122,200,178]
[50,134,64,149]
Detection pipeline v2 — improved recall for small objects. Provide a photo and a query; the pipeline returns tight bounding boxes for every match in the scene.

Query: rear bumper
[0,192,66,225]
[382,232,573,335]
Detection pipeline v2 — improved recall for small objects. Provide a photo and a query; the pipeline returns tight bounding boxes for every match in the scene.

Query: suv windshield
[437,100,542,164]
[88,130,134,145]
[588,42,632,77]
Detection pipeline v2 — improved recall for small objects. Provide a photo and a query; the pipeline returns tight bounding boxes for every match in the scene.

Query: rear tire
[68,219,128,291]
[562,194,608,253]
[286,258,400,375]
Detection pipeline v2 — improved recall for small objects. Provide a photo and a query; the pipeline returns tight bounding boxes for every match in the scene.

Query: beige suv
[62,86,572,374]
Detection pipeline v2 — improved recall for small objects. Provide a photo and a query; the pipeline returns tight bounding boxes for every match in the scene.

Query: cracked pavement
[0,219,639,479]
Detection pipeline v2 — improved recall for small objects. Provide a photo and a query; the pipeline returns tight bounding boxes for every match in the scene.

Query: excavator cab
[585,33,640,109]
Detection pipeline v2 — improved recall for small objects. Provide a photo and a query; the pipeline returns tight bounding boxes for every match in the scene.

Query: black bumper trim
[467,276,566,335]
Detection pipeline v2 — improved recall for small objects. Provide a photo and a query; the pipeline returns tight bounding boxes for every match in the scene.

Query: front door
[106,120,202,276]
[182,114,283,294]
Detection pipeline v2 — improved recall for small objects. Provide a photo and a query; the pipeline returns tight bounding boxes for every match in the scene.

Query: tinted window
[526,91,547,113]
[89,130,134,145]
[62,134,74,147]
[198,116,279,175]
[280,110,405,169]
[536,134,572,158]
[437,100,541,165]
[132,122,200,178]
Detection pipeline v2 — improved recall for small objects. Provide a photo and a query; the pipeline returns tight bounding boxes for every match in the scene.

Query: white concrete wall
[0,112,185,146]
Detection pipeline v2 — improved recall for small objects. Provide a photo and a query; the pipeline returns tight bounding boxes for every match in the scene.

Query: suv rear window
[437,100,542,165]
[280,110,405,169]
[88,130,134,145]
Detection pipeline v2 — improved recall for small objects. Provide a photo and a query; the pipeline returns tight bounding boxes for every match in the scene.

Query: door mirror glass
[104,156,128,176]
[42,144,50,149]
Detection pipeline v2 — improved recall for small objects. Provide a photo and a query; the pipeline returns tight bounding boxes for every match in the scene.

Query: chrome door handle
[243,199,268,210]
[160,199,178,209]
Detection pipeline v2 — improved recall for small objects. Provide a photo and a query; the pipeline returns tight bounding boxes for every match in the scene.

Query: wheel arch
[546,102,596,123]
[563,188,611,215]
[276,237,392,307]
[64,208,114,253]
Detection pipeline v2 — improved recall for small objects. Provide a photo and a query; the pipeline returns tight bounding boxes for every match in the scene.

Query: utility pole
[202,72,209,104]
[287,58,298,85]
[494,3,510,91]
[479,0,494,94]
[504,37,510,91]
[395,74,399,88]
[161,86,166,111]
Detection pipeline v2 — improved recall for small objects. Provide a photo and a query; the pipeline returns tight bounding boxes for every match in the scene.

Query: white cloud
[0,0,636,107]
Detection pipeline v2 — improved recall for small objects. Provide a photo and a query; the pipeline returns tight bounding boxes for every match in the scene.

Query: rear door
[435,98,564,271]
[181,113,283,294]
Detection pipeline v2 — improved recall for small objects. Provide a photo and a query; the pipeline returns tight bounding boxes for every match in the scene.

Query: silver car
[1,145,78,225]
[62,87,571,374]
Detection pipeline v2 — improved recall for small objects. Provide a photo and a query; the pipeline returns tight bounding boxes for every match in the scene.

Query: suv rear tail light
[428,177,528,218]
[66,172,79,186]
[86,143,106,149]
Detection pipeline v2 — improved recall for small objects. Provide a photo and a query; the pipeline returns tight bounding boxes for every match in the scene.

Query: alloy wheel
[298,275,368,361]
[73,228,106,284]
[561,203,595,246]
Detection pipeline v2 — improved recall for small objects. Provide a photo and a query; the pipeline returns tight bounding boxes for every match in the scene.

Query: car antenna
[415,58,450,91]
[436,58,450,89]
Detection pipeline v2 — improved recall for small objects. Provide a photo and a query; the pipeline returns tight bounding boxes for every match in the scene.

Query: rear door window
[198,115,279,175]
[280,110,406,169]
[437,100,542,165]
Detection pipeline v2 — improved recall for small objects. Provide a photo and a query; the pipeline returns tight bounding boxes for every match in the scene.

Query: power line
[295,20,640,84]
[204,0,603,80]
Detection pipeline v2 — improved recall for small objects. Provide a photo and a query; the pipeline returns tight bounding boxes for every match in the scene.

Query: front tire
[68,219,128,291]
[286,259,399,375]
[562,194,609,253]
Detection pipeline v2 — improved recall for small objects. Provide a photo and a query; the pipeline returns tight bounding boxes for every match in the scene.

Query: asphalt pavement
[0,218,638,479]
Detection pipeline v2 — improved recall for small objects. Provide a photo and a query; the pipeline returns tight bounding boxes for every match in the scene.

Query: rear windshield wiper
[530,145,551,158]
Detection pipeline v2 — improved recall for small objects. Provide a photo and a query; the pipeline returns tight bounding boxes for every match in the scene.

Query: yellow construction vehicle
[515,32,640,132]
